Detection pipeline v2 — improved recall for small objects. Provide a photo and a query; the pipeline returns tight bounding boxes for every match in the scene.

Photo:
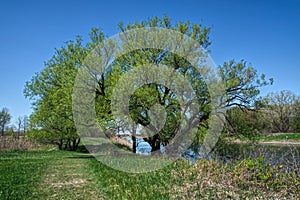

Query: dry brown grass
[171,159,300,199]
[0,136,39,150]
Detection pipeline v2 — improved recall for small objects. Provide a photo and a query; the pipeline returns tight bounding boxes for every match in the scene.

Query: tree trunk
[58,139,63,150]
[150,139,160,152]
[72,138,80,151]
[132,125,137,153]
[64,139,71,150]
[144,134,160,153]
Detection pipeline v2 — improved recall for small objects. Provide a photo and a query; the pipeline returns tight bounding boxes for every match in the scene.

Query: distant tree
[6,126,15,136]
[291,101,300,132]
[0,108,11,136]
[261,90,299,133]
[16,116,22,139]
[22,115,29,136]
[15,115,29,139]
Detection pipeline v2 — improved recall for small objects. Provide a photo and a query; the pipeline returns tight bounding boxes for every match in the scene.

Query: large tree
[0,107,11,136]
[24,37,88,150]
[25,16,272,153]
[111,17,212,153]
[220,60,273,138]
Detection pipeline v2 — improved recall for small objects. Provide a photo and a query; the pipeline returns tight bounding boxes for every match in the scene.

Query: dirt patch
[51,178,87,187]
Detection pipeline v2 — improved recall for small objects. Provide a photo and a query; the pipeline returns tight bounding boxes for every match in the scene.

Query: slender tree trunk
[132,125,137,153]
[1,129,3,137]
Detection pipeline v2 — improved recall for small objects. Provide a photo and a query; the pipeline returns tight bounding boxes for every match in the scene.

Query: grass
[37,153,103,199]
[0,150,51,199]
[0,149,299,199]
[0,150,103,200]
[88,158,173,199]
[0,149,173,199]
[237,132,300,142]
[255,133,300,142]
[171,158,300,199]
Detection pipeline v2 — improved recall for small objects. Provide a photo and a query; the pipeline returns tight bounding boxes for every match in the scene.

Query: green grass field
[1,149,299,199]
[0,150,173,200]
[237,132,300,142]
[254,133,300,142]
[0,150,102,200]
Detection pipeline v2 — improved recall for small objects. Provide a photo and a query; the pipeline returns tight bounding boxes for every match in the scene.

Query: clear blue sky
[1,0,300,123]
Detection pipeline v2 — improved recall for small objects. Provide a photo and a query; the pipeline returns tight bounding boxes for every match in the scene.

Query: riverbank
[233,139,300,146]
[231,133,300,146]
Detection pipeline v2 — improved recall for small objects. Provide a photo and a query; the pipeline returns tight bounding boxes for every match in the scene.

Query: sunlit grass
[88,158,173,199]
[256,133,300,141]
[0,150,51,199]
[0,149,299,199]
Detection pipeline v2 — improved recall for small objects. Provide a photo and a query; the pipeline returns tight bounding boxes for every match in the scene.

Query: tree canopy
[24,37,87,150]
[24,16,272,153]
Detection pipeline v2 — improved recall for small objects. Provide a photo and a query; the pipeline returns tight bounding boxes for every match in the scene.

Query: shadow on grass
[66,155,95,159]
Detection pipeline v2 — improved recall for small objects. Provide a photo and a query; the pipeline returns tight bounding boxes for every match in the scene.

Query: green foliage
[24,37,89,150]
[219,60,273,108]
[110,17,213,152]
[24,15,272,153]
[225,107,263,139]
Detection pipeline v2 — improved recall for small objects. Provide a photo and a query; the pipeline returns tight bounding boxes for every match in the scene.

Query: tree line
[227,90,300,137]
[0,107,28,138]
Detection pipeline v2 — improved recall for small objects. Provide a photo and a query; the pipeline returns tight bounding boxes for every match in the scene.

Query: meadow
[0,147,299,199]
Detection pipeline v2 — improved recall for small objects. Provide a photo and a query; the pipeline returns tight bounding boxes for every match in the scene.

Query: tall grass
[171,158,300,199]
[0,137,39,150]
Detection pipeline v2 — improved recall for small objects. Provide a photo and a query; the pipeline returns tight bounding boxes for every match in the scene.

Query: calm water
[131,137,300,168]
[214,143,300,169]
[183,143,300,169]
